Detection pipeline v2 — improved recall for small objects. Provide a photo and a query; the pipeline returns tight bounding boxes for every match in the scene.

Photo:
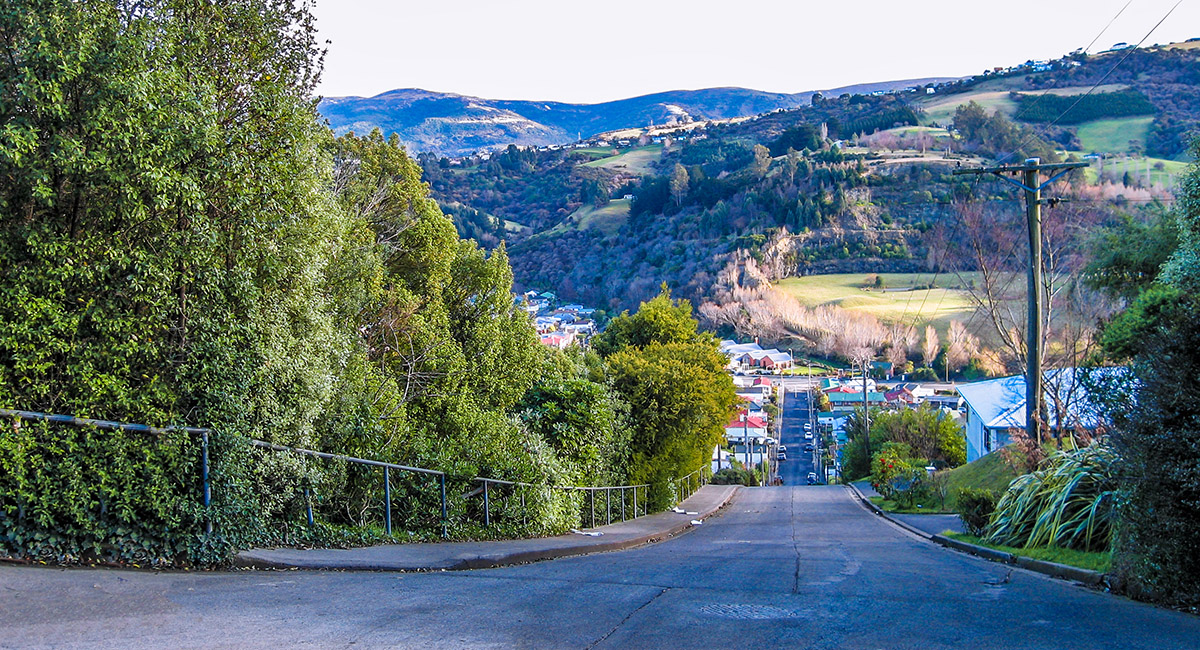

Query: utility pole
[861,357,871,460]
[953,158,1087,444]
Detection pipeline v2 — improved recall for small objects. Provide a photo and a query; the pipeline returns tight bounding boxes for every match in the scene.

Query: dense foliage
[842,405,966,480]
[1094,140,1200,605]
[984,444,1119,552]
[0,0,732,566]
[1012,90,1154,125]
[596,291,738,508]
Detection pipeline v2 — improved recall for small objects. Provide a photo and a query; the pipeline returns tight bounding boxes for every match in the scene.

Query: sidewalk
[235,484,739,572]
[851,481,962,535]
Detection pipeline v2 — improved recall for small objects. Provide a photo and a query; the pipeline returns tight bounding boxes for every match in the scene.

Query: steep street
[3,487,1197,649]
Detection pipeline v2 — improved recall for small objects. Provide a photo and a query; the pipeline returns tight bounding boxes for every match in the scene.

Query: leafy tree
[608,340,737,508]
[1100,140,1200,604]
[592,287,701,356]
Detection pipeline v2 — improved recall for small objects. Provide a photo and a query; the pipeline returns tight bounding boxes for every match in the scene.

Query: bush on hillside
[954,488,999,537]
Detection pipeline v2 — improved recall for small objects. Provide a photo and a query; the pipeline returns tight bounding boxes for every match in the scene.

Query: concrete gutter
[235,484,739,572]
[846,482,1105,586]
[846,482,935,540]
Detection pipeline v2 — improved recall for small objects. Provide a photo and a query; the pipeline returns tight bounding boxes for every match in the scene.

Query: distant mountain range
[317,78,959,156]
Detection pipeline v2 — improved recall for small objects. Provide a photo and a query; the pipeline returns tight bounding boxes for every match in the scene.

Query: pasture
[583,144,663,175]
[775,272,985,336]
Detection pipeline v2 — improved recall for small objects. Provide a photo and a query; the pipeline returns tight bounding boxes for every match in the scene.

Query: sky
[311,0,1200,104]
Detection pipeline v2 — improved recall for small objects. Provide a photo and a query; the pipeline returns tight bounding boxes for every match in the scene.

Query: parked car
[778,450,787,460]
[806,472,818,485]
[803,422,812,431]
[804,443,814,452]
[778,445,787,453]
[804,431,813,440]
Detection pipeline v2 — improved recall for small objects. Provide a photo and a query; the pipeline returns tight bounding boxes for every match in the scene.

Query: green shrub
[711,467,757,487]
[911,367,939,381]
[984,444,1118,551]
[954,488,999,537]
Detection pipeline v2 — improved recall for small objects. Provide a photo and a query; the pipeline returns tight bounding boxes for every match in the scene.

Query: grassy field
[1075,116,1154,154]
[776,273,982,335]
[543,199,630,237]
[583,144,662,175]
[916,84,1129,126]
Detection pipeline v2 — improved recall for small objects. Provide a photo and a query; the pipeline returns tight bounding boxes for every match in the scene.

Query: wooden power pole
[953,158,1087,444]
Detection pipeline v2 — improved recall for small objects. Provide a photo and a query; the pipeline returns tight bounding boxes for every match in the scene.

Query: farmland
[583,144,663,175]
[1075,116,1154,154]
[775,272,984,336]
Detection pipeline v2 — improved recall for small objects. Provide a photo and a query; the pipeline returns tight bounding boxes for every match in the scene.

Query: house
[827,391,888,411]
[539,332,573,349]
[735,391,767,407]
[724,415,768,440]
[956,369,1117,462]
[884,382,935,405]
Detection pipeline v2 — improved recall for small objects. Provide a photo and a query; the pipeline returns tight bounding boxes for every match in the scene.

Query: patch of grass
[775,272,984,336]
[916,84,1128,126]
[542,199,631,237]
[1076,116,1154,154]
[944,449,1020,500]
[945,532,1112,573]
[870,495,952,514]
[583,144,663,175]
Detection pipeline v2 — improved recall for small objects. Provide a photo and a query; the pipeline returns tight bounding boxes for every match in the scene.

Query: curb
[846,483,1105,587]
[235,485,740,572]
[845,483,933,540]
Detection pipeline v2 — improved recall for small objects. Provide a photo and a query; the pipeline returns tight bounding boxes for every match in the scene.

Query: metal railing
[249,440,447,538]
[473,478,651,529]
[675,465,712,504]
[1,409,713,538]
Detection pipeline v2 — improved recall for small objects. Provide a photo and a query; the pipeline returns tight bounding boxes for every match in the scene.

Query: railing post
[633,486,638,518]
[440,474,448,539]
[201,429,212,535]
[520,487,526,524]
[483,480,491,527]
[621,486,626,522]
[590,489,595,528]
[384,467,392,536]
[304,485,314,528]
[605,488,611,525]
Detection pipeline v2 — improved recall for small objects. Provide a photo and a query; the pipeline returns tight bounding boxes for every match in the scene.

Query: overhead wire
[994,0,1183,166]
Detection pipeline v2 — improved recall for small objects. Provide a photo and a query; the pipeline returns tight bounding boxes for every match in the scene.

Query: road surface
[3,487,1197,649]
[778,386,820,486]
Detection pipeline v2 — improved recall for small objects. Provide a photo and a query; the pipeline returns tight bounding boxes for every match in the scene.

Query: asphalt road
[4,487,1197,649]
[778,387,819,486]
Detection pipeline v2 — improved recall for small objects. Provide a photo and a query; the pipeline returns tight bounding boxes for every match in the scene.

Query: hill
[318,78,959,156]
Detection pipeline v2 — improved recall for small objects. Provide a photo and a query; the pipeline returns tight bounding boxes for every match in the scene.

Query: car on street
[806,472,818,485]
[803,422,812,431]
[804,443,813,452]
[804,431,813,440]
[778,450,787,460]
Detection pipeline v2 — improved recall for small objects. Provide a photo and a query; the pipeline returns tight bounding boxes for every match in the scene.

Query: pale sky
[312,0,1199,103]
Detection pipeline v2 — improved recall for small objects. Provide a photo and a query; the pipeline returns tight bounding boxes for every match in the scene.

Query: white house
[956,369,1117,462]
[724,415,767,441]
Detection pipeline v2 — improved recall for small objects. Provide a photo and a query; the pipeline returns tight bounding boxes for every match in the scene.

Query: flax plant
[985,443,1119,551]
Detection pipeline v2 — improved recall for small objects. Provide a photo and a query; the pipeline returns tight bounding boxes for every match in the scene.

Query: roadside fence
[1,409,712,539]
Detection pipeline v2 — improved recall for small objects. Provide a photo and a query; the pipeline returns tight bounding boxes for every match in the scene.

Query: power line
[1008,1,1134,126]
[995,0,1183,166]
[1084,0,1134,54]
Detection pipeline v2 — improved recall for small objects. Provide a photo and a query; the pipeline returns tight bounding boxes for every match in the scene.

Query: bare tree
[941,195,1116,443]
[945,319,978,377]
[922,325,939,368]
